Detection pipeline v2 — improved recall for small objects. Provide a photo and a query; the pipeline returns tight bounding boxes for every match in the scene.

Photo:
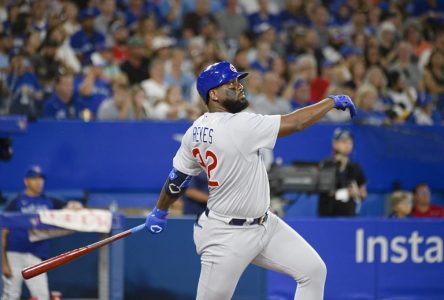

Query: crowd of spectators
[0,0,443,125]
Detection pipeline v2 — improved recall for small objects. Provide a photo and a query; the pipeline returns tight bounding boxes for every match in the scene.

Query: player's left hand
[145,207,168,234]
[329,95,356,118]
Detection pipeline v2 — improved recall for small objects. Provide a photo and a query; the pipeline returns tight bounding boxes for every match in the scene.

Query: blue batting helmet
[196,61,248,103]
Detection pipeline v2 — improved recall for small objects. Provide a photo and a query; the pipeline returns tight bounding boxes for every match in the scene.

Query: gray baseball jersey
[173,112,280,218]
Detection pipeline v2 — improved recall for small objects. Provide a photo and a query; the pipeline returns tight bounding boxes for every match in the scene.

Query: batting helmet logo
[196,61,248,103]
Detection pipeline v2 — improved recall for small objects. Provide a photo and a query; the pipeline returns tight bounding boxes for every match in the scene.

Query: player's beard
[222,97,249,113]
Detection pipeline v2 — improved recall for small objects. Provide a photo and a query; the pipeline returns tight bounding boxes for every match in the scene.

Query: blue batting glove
[145,207,168,234]
[329,95,356,118]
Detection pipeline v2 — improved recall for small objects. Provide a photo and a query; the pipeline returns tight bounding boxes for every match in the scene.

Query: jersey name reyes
[192,126,214,144]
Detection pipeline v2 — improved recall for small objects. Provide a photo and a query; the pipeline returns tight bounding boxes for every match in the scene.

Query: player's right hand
[329,95,356,118]
[145,207,168,234]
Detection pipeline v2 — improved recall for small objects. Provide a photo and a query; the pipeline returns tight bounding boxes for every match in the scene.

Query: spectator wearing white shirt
[141,59,168,106]
[97,79,133,120]
[253,72,291,115]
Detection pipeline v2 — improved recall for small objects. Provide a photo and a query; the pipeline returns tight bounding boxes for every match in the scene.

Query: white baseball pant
[194,211,326,300]
[2,251,49,300]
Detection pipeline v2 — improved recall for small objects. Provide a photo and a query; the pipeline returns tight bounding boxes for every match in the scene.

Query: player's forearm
[155,188,180,211]
[279,98,334,137]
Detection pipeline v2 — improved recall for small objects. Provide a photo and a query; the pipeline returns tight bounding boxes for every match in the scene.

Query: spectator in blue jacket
[43,71,84,119]
[75,57,113,120]
[70,7,105,66]
[6,49,43,120]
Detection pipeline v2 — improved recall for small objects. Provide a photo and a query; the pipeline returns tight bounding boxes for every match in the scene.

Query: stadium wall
[1,120,444,192]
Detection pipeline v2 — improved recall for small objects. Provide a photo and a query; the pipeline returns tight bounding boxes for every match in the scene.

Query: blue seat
[358,193,385,217]
[431,193,444,206]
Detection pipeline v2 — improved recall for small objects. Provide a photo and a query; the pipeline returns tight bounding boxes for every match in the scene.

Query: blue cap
[79,7,99,21]
[196,61,248,103]
[340,45,363,58]
[25,165,45,178]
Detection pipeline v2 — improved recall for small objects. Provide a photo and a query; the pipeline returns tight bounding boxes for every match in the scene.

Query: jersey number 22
[192,148,219,187]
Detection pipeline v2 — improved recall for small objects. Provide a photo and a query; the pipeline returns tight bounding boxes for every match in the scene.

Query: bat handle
[130,224,146,233]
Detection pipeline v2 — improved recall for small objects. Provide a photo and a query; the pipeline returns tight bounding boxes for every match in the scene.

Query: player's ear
[209,89,219,102]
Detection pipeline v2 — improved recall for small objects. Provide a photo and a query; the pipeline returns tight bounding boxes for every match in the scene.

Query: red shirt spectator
[411,204,444,218]
[411,183,444,218]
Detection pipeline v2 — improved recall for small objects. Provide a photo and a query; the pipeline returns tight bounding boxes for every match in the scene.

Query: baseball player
[145,61,356,299]
[2,166,82,300]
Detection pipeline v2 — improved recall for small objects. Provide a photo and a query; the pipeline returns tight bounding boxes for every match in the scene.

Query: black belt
[205,208,268,225]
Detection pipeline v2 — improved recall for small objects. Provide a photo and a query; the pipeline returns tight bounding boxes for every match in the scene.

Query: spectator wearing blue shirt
[353,84,387,125]
[279,0,310,32]
[76,59,113,119]
[411,92,442,125]
[288,79,311,110]
[157,0,185,35]
[332,3,352,27]
[250,42,273,74]
[6,50,43,119]
[248,0,281,34]
[70,7,105,66]
[1,165,82,300]
[412,0,444,17]
[124,0,162,30]
[43,72,83,120]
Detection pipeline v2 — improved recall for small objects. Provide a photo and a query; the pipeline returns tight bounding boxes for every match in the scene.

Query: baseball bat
[22,223,146,280]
